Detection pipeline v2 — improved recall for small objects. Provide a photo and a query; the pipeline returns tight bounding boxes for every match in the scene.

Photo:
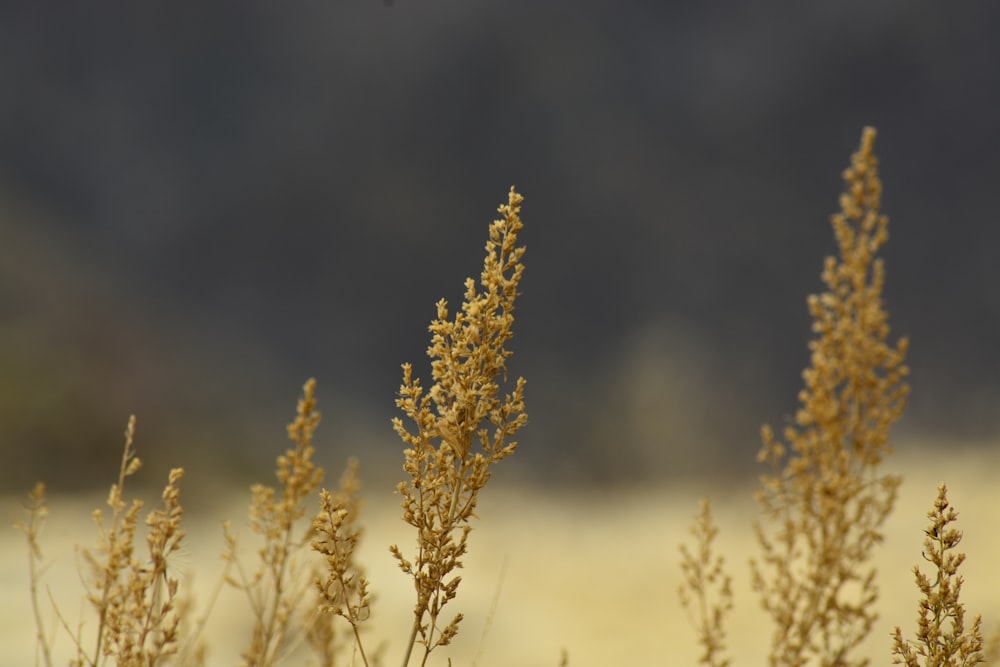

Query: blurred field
[2,442,997,667]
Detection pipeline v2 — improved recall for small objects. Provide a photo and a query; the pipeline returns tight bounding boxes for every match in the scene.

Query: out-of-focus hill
[1,2,999,491]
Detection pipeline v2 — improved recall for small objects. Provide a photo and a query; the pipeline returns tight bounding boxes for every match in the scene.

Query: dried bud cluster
[391,187,528,666]
[752,128,910,667]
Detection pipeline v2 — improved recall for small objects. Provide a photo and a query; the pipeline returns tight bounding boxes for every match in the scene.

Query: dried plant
[19,416,189,667]
[751,127,910,667]
[891,484,985,667]
[100,466,186,667]
[310,457,373,667]
[224,378,326,666]
[16,481,54,667]
[390,186,528,667]
[679,498,734,667]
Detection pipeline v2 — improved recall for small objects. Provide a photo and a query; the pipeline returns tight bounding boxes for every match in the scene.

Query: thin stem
[400,620,420,667]
[93,420,136,666]
[349,619,370,667]
[22,485,53,667]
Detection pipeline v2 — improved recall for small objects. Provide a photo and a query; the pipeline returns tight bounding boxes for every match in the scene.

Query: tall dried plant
[751,127,910,667]
[390,186,528,667]
[679,498,734,667]
[224,379,325,666]
[16,481,53,667]
[310,457,373,667]
[891,484,985,667]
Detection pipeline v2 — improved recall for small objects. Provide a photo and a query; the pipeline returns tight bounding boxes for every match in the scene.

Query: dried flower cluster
[390,186,528,667]
[751,127,910,667]
[679,498,734,667]
[310,458,373,666]
[223,378,326,666]
[892,485,985,667]
[16,417,189,667]
[79,418,186,667]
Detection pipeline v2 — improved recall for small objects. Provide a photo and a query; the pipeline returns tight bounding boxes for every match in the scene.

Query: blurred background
[3,3,1000,665]
[1,0,998,495]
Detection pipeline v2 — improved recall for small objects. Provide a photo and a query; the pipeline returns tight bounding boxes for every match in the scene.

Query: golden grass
[7,135,1000,666]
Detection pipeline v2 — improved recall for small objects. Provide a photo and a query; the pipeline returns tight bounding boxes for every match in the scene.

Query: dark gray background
[1,1,998,494]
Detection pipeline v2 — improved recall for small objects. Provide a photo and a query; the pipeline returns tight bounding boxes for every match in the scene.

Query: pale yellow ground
[2,444,997,667]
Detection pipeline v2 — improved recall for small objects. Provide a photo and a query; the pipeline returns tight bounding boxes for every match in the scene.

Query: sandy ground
[2,444,998,667]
